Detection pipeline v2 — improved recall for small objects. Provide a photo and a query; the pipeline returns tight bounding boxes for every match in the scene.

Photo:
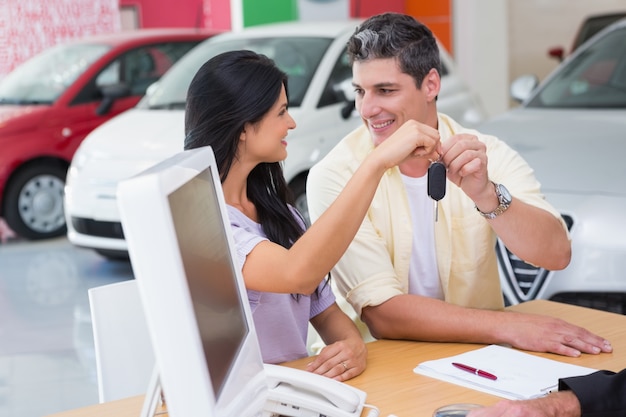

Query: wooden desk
[46,300,626,417]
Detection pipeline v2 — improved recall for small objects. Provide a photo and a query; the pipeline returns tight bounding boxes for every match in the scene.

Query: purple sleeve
[226,206,267,270]
[309,280,335,319]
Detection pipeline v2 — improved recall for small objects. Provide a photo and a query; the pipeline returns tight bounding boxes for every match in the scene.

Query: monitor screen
[167,169,247,398]
[117,147,268,417]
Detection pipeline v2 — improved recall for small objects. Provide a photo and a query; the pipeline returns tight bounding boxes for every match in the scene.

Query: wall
[0,0,120,78]
[452,0,626,118]
[508,0,626,85]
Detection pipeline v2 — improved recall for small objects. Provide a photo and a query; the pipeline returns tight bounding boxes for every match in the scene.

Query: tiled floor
[0,236,134,417]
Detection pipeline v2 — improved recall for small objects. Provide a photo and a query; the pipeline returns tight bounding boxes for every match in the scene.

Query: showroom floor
[0,236,134,417]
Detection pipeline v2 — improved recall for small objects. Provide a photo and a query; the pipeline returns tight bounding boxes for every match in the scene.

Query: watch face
[498,184,512,204]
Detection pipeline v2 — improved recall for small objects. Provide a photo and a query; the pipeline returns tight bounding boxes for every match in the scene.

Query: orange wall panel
[407,0,452,54]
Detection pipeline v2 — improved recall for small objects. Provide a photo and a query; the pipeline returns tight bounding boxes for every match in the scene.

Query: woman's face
[242,84,296,164]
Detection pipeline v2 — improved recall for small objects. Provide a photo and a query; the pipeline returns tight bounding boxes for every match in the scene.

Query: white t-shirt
[401,173,444,300]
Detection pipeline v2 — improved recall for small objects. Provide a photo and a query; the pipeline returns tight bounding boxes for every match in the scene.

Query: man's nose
[357,93,380,119]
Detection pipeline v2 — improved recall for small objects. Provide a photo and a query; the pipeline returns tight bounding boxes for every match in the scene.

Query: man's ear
[422,68,441,102]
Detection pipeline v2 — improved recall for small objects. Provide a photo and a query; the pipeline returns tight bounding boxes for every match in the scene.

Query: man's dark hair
[347,12,442,87]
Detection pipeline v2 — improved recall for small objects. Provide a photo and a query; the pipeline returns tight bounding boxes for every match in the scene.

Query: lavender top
[227,205,335,363]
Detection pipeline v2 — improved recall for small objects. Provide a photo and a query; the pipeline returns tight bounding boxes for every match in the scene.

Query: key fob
[428,162,446,201]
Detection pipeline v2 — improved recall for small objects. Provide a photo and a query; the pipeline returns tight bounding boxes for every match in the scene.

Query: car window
[572,13,626,51]
[528,26,626,108]
[140,36,333,110]
[318,48,352,108]
[0,43,110,104]
[71,41,201,105]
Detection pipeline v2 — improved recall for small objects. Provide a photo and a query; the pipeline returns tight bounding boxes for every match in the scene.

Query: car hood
[478,107,626,196]
[0,104,48,137]
[78,106,307,160]
[76,108,187,160]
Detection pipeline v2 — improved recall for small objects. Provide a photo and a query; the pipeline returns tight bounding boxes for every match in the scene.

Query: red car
[0,28,221,240]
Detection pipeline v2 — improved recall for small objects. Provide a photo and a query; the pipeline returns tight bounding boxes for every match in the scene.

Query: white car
[65,19,487,259]
[479,18,626,312]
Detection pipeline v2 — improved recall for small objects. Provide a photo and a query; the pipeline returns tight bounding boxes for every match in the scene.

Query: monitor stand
[140,365,164,417]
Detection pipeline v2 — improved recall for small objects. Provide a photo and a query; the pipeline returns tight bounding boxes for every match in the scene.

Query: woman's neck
[222,169,257,221]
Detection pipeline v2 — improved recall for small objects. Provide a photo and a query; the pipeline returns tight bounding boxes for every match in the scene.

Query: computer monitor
[116,147,268,417]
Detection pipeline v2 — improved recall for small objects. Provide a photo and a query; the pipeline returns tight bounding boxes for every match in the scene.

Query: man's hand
[441,133,493,207]
[501,311,613,357]
[468,391,582,417]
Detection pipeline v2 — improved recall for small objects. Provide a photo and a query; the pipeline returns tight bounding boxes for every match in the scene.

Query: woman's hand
[372,119,441,170]
[308,303,367,381]
[306,338,367,381]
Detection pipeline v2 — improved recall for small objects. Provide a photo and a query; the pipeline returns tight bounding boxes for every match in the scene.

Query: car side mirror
[96,83,131,116]
[335,78,356,120]
[335,78,355,102]
[547,46,565,62]
[510,75,539,103]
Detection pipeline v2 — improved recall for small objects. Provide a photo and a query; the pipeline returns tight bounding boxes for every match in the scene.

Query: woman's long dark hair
[184,50,305,249]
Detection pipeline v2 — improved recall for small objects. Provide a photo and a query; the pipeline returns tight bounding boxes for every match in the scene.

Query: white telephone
[262,363,367,417]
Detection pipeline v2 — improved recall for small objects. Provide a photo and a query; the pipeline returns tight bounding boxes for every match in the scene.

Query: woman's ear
[422,68,441,102]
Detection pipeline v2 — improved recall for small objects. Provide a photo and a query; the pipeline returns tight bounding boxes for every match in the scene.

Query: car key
[427,160,446,222]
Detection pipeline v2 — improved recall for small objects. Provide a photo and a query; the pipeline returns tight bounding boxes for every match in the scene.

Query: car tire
[4,163,67,240]
[289,175,310,227]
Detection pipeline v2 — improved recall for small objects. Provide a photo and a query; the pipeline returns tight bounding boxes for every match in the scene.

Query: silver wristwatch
[476,182,512,219]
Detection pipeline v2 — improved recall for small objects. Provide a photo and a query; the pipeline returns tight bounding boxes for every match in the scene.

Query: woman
[184,50,439,381]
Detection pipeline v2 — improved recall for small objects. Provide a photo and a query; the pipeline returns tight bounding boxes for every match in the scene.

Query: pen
[452,362,498,381]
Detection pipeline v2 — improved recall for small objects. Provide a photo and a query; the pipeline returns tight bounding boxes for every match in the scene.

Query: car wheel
[290,175,310,227]
[4,163,67,240]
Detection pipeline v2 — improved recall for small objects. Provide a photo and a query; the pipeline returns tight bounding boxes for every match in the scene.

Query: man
[469,368,626,416]
[306,12,612,357]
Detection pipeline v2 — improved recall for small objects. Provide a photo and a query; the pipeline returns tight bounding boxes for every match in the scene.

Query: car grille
[550,292,626,315]
[498,214,573,304]
[71,217,125,239]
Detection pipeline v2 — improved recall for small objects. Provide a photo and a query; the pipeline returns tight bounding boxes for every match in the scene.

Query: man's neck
[399,159,429,178]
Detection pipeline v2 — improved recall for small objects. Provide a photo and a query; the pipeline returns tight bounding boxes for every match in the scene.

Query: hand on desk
[305,338,367,382]
[501,311,612,357]
[307,302,367,381]
[467,391,581,417]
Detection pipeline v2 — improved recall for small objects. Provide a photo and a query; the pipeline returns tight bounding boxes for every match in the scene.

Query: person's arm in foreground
[467,391,581,417]
[306,302,367,381]
[468,368,626,417]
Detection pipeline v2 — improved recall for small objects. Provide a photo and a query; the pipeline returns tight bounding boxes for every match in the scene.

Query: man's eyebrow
[352,81,398,88]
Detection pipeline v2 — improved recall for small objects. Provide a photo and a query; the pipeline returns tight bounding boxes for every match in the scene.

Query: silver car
[479,18,626,313]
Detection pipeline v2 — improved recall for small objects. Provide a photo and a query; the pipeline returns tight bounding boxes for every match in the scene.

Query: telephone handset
[263,363,367,417]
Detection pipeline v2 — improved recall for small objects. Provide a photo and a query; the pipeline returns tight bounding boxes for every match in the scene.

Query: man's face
[352,57,431,147]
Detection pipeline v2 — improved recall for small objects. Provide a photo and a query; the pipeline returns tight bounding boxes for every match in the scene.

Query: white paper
[413,344,597,400]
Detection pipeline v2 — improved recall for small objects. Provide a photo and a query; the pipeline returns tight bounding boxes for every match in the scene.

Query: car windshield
[0,43,110,105]
[528,26,626,108]
[139,36,333,110]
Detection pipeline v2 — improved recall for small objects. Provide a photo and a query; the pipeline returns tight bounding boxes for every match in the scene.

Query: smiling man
[306,12,613,357]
